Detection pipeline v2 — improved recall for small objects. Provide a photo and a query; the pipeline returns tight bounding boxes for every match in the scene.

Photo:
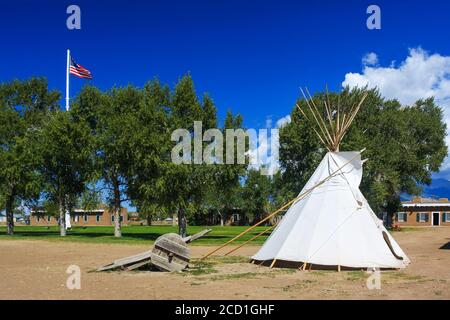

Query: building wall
[0,217,17,225]
[29,208,128,226]
[395,210,450,226]
[395,197,450,227]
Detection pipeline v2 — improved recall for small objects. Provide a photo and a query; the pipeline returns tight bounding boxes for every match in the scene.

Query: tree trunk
[112,177,122,237]
[114,206,122,237]
[146,214,152,226]
[217,210,224,227]
[178,207,187,238]
[385,210,395,228]
[385,197,400,229]
[59,197,66,237]
[5,195,14,235]
[172,212,177,227]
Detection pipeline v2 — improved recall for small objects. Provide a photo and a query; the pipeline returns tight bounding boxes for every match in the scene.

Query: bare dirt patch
[0,227,448,299]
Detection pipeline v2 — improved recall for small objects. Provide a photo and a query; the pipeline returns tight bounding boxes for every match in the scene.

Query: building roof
[31,208,105,214]
[401,197,450,207]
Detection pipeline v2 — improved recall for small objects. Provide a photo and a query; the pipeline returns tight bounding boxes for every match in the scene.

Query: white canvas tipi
[202,89,410,269]
[252,89,410,269]
[252,151,410,269]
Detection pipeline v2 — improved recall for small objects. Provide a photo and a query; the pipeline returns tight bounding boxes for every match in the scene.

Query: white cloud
[362,52,378,66]
[343,48,450,176]
[247,115,288,175]
[276,115,291,128]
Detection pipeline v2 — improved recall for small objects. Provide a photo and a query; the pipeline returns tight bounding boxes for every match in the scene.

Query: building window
[84,214,88,223]
[74,215,79,222]
[232,213,240,223]
[120,215,124,223]
[417,213,429,223]
[444,213,450,222]
[47,216,51,222]
[397,212,407,222]
[111,215,115,222]
[37,216,40,222]
[96,215,100,222]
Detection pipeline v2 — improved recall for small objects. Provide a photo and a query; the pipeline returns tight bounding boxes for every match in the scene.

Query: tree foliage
[2,76,446,236]
[0,78,59,234]
[277,87,447,218]
[241,169,271,223]
[37,111,95,236]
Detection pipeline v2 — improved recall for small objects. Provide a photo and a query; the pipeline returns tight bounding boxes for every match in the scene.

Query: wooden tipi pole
[224,224,276,256]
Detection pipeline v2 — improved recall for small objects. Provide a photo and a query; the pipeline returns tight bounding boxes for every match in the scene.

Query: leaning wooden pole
[200,149,365,260]
[224,224,276,256]
[200,195,305,260]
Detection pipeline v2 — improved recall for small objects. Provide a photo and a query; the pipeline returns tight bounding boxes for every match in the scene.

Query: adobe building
[30,206,128,226]
[395,197,450,227]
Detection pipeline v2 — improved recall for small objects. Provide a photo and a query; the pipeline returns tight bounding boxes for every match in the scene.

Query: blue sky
[1,0,448,128]
[2,0,450,195]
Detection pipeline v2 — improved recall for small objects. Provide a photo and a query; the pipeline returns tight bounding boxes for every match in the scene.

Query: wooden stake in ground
[270,259,277,268]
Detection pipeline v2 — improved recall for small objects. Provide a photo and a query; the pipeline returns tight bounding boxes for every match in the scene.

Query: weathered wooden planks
[125,259,152,271]
[151,233,190,272]
[154,234,190,259]
[96,250,152,271]
[96,229,211,272]
[150,250,188,272]
[183,229,212,243]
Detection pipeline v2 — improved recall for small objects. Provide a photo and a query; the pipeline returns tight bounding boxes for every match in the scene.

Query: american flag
[70,57,93,79]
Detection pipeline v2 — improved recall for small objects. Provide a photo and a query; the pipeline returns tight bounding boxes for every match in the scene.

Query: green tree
[278,87,447,223]
[241,169,272,223]
[38,111,94,236]
[78,184,102,213]
[0,193,5,212]
[72,85,143,237]
[207,110,247,225]
[0,78,59,235]
[159,74,217,236]
[128,79,172,228]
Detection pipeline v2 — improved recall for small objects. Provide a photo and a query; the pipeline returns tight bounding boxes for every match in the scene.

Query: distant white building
[0,211,25,224]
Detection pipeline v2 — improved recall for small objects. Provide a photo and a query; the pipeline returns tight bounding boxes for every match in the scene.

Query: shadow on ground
[439,241,450,250]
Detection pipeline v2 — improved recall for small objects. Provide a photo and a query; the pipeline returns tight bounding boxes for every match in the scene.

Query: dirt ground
[0,227,448,300]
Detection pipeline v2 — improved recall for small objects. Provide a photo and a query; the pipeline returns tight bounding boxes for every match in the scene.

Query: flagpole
[64,49,72,231]
[65,49,70,111]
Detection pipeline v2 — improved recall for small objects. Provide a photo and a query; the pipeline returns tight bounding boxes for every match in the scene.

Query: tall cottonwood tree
[38,111,94,236]
[161,75,218,237]
[206,110,247,225]
[241,168,272,224]
[0,78,59,235]
[72,85,143,237]
[278,87,447,223]
[127,79,172,227]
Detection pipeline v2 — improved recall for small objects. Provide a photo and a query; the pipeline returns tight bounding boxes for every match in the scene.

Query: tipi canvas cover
[252,151,410,269]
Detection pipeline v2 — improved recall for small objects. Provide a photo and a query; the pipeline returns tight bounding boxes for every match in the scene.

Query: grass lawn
[0,225,271,245]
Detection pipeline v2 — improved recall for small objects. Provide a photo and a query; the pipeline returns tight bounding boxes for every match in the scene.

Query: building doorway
[433,212,440,226]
